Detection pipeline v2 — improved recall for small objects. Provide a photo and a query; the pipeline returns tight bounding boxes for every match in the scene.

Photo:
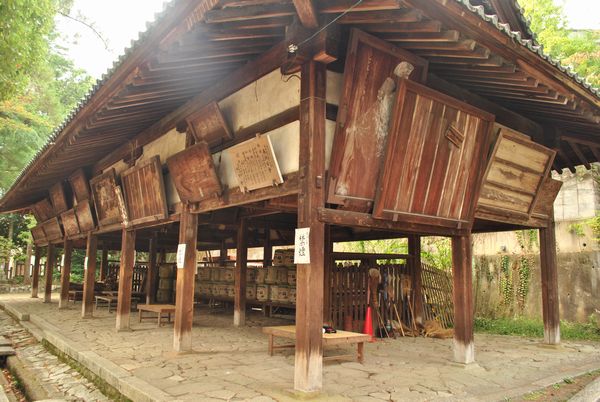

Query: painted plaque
[227,135,283,193]
[187,101,233,148]
[69,168,91,202]
[90,168,128,227]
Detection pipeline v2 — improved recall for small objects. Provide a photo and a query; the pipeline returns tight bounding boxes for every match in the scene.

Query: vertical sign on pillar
[294,228,311,264]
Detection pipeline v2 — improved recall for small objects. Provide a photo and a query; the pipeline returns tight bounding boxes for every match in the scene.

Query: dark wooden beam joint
[282,20,340,74]
[292,0,319,29]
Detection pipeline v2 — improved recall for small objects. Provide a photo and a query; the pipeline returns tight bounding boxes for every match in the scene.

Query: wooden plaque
[121,156,169,226]
[90,168,128,227]
[475,128,556,222]
[60,209,80,237]
[373,79,494,229]
[69,168,91,202]
[227,135,283,193]
[166,142,222,203]
[75,200,96,232]
[532,177,563,218]
[31,198,55,222]
[31,225,46,244]
[42,217,63,242]
[187,101,233,148]
[328,29,428,211]
[49,182,69,215]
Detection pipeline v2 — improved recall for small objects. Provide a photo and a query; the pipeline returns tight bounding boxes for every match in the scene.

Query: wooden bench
[94,295,118,313]
[68,290,83,302]
[262,325,370,363]
[137,304,176,327]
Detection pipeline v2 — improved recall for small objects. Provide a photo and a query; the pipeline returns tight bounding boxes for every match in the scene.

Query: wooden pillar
[81,234,98,318]
[451,234,474,364]
[540,218,560,344]
[263,226,272,267]
[116,229,136,330]
[100,245,109,281]
[219,241,228,265]
[58,239,73,309]
[295,61,326,393]
[44,243,56,303]
[24,242,32,284]
[409,235,424,324]
[173,206,198,352]
[146,234,157,304]
[31,247,41,298]
[234,219,248,327]
[323,225,331,323]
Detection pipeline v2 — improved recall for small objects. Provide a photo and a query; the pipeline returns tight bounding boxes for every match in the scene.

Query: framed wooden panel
[60,209,80,238]
[327,28,428,211]
[187,101,233,148]
[75,200,96,232]
[373,79,494,229]
[90,168,128,227]
[69,168,91,202]
[31,225,46,244]
[166,142,222,203]
[227,134,283,193]
[121,156,169,226]
[475,128,556,223]
[49,182,69,215]
[42,217,63,242]
[31,198,55,222]
[532,177,562,218]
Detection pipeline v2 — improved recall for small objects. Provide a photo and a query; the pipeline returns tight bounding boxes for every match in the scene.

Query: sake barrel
[275,267,288,284]
[198,267,210,281]
[271,285,290,302]
[273,249,285,266]
[246,284,257,300]
[287,268,296,286]
[265,266,278,284]
[246,268,256,283]
[283,250,295,266]
[159,264,174,278]
[226,285,235,298]
[210,267,221,281]
[209,283,219,296]
[159,278,173,290]
[255,268,266,284]
[256,285,270,301]
[221,268,234,283]
[216,284,228,297]
[289,287,296,304]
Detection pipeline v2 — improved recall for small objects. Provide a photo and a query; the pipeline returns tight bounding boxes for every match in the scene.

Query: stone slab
[0,347,15,356]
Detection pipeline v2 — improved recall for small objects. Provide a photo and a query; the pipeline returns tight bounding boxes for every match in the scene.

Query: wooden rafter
[292,0,318,28]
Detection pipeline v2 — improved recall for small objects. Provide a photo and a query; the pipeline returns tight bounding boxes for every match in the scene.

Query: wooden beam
[173,205,198,352]
[452,234,474,364]
[540,214,560,345]
[44,243,55,303]
[116,229,136,331]
[409,235,424,325]
[58,239,73,309]
[294,61,326,393]
[565,140,592,170]
[234,219,248,326]
[293,0,318,28]
[263,225,272,267]
[81,233,98,318]
[146,234,157,304]
[99,246,108,281]
[338,9,422,24]
[31,247,41,298]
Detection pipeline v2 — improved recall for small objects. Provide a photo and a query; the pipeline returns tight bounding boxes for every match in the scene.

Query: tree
[519,0,600,87]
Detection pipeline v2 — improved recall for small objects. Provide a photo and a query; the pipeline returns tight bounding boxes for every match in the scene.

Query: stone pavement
[1,293,600,402]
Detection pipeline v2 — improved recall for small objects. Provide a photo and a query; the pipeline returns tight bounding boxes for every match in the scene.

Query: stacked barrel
[195,261,236,299]
[157,263,176,303]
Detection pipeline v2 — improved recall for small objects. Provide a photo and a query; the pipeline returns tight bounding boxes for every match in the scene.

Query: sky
[57,0,600,79]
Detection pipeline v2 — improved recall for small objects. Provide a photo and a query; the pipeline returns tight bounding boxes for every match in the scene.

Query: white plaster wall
[137,128,186,166]
[553,164,600,221]
[326,70,343,106]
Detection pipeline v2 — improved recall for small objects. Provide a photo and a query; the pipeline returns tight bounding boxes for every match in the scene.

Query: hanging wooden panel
[68,168,91,202]
[42,217,63,242]
[74,200,96,232]
[121,156,169,226]
[327,29,428,211]
[531,176,562,219]
[373,79,494,229]
[90,168,128,227]
[60,209,80,238]
[31,225,46,244]
[475,128,556,223]
[49,182,69,215]
[166,142,222,203]
[187,101,233,148]
[31,198,55,222]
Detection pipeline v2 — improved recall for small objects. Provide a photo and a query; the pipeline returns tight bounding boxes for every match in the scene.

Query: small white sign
[294,227,310,264]
[176,244,187,269]
[61,254,65,266]
[84,257,89,270]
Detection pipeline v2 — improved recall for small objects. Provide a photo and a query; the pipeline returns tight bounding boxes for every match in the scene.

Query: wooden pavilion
[1,0,599,393]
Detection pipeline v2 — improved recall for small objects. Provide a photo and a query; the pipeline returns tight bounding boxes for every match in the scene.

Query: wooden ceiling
[1,0,598,213]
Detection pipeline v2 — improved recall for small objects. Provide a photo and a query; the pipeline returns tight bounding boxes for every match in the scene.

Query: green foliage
[519,0,600,88]
[589,214,600,243]
[474,317,600,341]
[335,239,408,263]
[421,237,452,271]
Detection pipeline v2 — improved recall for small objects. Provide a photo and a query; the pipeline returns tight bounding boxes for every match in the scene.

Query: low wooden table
[137,304,176,327]
[94,295,118,312]
[262,325,370,363]
[68,290,83,303]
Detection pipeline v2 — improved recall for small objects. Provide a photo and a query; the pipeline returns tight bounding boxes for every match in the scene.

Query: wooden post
[409,235,424,324]
[234,219,248,327]
[59,239,73,309]
[24,242,32,285]
[263,226,272,267]
[116,229,136,330]
[147,234,158,304]
[173,205,198,352]
[31,247,41,298]
[82,234,98,318]
[219,241,228,264]
[44,243,56,303]
[451,234,474,364]
[100,245,109,281]
[540,217,560,344]
[323,225,331,323]
[295,61,326,393]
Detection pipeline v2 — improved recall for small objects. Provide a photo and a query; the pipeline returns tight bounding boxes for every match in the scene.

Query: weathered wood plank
[116,229,136,331]
[540,214,560,345]
[31,199,55,222]
[452,234,474,364]
[49,182,69,215]
[74,200,96,233]
[68,169,91,202]
[81,233,98,318]
[60,209,80,238]
[90,169,128,227]
[187,101,233,148]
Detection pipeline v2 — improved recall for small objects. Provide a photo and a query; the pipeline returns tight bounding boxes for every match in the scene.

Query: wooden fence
[421,263,454,328]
